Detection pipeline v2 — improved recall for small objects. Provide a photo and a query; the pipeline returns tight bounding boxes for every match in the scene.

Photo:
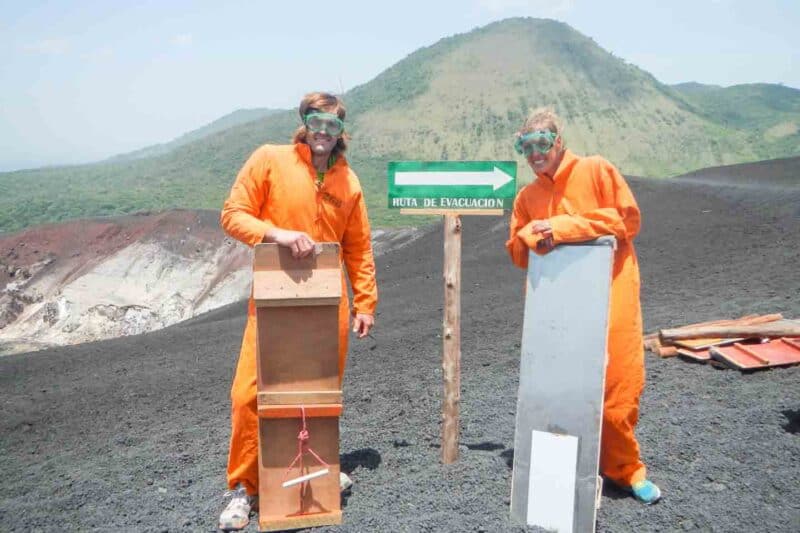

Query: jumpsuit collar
[294,142,347,173]
[535,149,578,186]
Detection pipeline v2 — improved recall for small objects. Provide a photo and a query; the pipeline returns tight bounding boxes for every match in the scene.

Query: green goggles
[514,130,557,157]
[304,112,345,136]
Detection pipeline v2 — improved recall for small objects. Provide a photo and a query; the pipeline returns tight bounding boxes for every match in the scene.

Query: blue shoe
[631,479,662,505]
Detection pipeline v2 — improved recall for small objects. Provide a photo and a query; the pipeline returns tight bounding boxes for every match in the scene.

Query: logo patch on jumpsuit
[321,191,343,208]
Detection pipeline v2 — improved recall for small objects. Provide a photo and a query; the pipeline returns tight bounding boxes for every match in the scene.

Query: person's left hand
[352,313,374,339]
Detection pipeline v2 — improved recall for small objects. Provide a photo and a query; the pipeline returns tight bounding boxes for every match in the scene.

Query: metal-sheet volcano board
[510,237,616,532]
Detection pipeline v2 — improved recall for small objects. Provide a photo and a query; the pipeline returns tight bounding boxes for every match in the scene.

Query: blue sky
[1,0,797,171]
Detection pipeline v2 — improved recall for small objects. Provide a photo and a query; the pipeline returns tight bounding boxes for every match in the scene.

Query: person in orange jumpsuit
[506,107,661,505]
[217,92,378,530]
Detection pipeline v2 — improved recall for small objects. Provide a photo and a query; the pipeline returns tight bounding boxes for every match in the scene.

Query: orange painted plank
[676,347,712,361]
[673,337,744,350]
[711,337,800,370]
[257,404,343,419]
[258,390,342,405]
[732,343,770,365]
[259,510,343,532]
[781,337,800,351]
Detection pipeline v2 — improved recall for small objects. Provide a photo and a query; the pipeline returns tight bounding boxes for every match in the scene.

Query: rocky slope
[0,210,423,355]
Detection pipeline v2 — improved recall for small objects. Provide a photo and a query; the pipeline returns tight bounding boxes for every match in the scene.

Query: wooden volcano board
[710,337,800,370]
[253,243,343,531]
[510,237,615,533]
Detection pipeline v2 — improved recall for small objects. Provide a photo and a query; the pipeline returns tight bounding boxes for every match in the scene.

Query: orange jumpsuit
[506,149,646,487]
[220,143,378,495]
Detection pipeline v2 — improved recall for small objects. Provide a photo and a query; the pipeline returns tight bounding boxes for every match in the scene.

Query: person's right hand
[529,219,554,253]
[268,229,316,259]
[536,233,555,253]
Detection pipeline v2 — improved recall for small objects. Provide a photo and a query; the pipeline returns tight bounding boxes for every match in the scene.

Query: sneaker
[219,485,257,531]
[630,479,662,505]
[339,472,353,492]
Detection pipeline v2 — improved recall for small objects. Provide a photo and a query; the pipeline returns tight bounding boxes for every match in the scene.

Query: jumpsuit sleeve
[549,160,641,245]
[506,190,552,267]
[505,193,533,269]
[220,146,275,247]
[342,189,378,316]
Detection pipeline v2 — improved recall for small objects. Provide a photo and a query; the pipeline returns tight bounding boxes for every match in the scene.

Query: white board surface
[527,430,579,532]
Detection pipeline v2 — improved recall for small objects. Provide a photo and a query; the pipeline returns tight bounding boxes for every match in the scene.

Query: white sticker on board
[527,430,579,532]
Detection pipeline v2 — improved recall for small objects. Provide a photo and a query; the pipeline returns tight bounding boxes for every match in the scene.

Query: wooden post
[388,158,517,463]
[442,214,462,464]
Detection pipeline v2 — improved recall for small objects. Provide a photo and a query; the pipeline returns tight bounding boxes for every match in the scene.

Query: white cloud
[23,39,69,55]
[475,0,575,16]
[171,33,193,47]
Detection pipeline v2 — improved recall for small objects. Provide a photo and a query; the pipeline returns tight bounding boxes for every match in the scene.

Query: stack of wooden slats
[644,314,800,369]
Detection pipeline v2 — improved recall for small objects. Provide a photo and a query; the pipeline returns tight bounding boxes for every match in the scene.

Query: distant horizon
[2,77,797,174]
[2,1,798,171]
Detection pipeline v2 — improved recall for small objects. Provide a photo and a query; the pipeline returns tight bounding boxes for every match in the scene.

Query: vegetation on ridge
[1,18,798,234]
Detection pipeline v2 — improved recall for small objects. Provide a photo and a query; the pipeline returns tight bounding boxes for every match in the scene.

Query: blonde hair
[520,106,565,146]
[292,92,349,157]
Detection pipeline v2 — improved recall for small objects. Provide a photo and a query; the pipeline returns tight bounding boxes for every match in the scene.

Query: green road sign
[387,161,517,210]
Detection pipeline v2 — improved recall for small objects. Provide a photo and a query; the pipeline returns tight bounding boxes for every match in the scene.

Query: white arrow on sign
[394,166,514,191]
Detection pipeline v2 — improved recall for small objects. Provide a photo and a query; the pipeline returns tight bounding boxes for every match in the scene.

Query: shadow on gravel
[340,448,382,474]
[500,448,514,468]
[781,409,800,434]
[600,480,632,501]
[465,441,505,451]
[340,448,382,509]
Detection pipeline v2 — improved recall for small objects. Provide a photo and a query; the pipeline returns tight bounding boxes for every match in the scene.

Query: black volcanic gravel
[2,166,799,532]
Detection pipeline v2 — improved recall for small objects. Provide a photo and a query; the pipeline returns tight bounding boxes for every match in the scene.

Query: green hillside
[107,108,281,162]
[1,18,798,234]
[671,82,800,158]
